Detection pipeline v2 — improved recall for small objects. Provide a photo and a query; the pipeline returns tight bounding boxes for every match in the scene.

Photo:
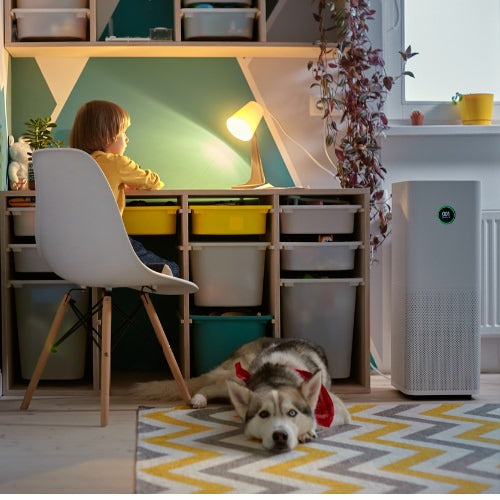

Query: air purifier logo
[438,205,456,224]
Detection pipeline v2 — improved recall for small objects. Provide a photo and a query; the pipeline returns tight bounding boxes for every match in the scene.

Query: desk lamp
[226,100,267,189]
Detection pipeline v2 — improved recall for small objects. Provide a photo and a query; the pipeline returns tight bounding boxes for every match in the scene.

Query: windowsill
[384,121,500,137]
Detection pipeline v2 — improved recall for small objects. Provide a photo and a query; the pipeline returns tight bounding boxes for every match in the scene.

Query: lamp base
[232,135,267,190]
[232,181,267,189]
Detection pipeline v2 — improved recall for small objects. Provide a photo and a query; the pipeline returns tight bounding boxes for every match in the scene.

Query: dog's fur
[130,337,351,452]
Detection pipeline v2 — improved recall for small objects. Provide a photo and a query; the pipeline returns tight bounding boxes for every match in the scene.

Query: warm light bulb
[226,101,264,142]
[226,117,254,141]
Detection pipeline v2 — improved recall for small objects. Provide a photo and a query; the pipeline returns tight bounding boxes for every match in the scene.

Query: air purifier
[391,180,481,395]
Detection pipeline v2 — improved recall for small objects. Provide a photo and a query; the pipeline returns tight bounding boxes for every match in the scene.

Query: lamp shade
[226,101,264,141]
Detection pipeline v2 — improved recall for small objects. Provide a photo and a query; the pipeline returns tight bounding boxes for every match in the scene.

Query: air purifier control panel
[438,205,456,224]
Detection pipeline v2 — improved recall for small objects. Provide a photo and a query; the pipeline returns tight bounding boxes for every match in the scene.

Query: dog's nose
[272,430,288,446]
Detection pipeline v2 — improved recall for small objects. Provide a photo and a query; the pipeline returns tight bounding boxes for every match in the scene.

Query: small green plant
[452,92,463,104]
[23,117,64,188]
[23,117,63,151]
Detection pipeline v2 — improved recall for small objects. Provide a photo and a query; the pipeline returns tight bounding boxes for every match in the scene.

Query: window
[403,0,500,102]
[381,0,500,120]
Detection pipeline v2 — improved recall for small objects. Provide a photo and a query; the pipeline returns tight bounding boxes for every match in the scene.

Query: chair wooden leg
[20,292,72,411]
[140,293,191,403]
[100,295,112,427]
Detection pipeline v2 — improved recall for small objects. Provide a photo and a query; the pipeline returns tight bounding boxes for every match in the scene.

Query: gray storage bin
[280,241,361,271]
[10,208,35,236]
[10,244,52,272]
[280,205,361,234]
[182,8,257,40]
[183,0,252,5]
[280,278,362,378]
[12,8,89,41]
[190,242,268,306]
[17,0,87,7]
[15,284,89,380]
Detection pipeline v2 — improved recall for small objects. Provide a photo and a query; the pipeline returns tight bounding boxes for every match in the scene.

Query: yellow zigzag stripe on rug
[140,406,232,494]
[262,444,361,494]
[349,403,490,494]
[424,403,500,445]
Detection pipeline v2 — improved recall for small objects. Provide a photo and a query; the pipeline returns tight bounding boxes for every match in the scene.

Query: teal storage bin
[190,314,273,376]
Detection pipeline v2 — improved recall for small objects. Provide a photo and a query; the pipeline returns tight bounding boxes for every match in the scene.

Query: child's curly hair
[70,100,131,154]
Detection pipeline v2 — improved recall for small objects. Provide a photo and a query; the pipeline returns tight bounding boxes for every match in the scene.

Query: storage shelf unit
[1,188,370,396]
[4,0,321,58]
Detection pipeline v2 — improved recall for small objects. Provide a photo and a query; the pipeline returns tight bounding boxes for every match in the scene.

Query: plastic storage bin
[280,278,362,378]
[280,205,361,234]
[190,314,272,375]
[15,284,89,380]
[9,244,52,272]
[10,207,35,236]
[12,8,89,41]
[190,242,268,306]
[123,206,179,235]
[183,0,252,5]
[182,8,258,40]
[17,0,87,7]
[190,205,271,235]
[280,241,361,271]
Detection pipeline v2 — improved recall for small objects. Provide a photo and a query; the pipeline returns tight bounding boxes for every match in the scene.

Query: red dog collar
[235,362,334,427]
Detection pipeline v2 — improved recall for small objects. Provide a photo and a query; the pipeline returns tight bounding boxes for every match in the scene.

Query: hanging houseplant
[309,0,417,258]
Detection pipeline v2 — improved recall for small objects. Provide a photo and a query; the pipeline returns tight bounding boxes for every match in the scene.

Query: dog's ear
[300,370,322,409]
[227,380,252,420]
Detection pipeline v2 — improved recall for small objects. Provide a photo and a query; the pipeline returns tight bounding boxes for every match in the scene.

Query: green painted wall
[0,86,7,190]
[99,0,175,40]
[11,57,294,189]
[11,59,55,134]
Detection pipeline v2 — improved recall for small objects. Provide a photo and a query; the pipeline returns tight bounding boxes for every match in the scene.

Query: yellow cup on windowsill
[454,93,494,125]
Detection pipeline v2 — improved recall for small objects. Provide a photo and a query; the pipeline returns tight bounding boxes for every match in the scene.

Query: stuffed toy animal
[8,135,31,190]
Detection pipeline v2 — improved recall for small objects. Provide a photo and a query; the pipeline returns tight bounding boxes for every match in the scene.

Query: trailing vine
[309,0,417,257]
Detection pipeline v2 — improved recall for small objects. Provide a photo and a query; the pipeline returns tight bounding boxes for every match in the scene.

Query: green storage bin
[190,314,272,376]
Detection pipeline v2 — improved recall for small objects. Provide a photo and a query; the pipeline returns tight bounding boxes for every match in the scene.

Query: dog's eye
[259,410,270,419]
[287,409,297,417]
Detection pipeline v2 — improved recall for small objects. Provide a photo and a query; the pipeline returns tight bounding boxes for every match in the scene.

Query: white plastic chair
[20,148,198,426]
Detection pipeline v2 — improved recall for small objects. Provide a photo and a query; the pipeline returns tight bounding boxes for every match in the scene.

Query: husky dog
[131,337,351,452]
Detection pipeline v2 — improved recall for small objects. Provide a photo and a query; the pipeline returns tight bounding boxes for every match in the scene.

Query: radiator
[481,211,500,336]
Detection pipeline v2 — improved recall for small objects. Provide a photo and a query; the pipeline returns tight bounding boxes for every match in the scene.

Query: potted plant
[23,116,63,189]
[452,92,494,125]
[309,0,417,257]
[410,110,424,126]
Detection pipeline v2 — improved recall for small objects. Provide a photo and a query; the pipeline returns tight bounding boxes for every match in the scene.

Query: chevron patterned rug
[135,402,500,494]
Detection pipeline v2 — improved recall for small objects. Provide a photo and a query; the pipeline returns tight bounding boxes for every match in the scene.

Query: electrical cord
[370,361,391,380]
[263,108,338,179]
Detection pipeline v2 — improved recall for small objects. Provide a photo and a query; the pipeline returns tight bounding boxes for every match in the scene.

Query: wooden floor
[0,374,498,494]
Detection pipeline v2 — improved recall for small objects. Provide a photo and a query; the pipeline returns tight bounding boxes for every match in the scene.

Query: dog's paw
[333,408,352,425]
[298,430,317,443]
[190,393,207,408]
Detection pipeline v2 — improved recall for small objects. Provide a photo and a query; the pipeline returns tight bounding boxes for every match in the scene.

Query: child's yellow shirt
[92,151,164,214]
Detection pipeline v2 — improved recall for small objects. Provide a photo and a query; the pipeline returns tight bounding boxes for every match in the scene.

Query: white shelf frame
[385,122,500,137]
